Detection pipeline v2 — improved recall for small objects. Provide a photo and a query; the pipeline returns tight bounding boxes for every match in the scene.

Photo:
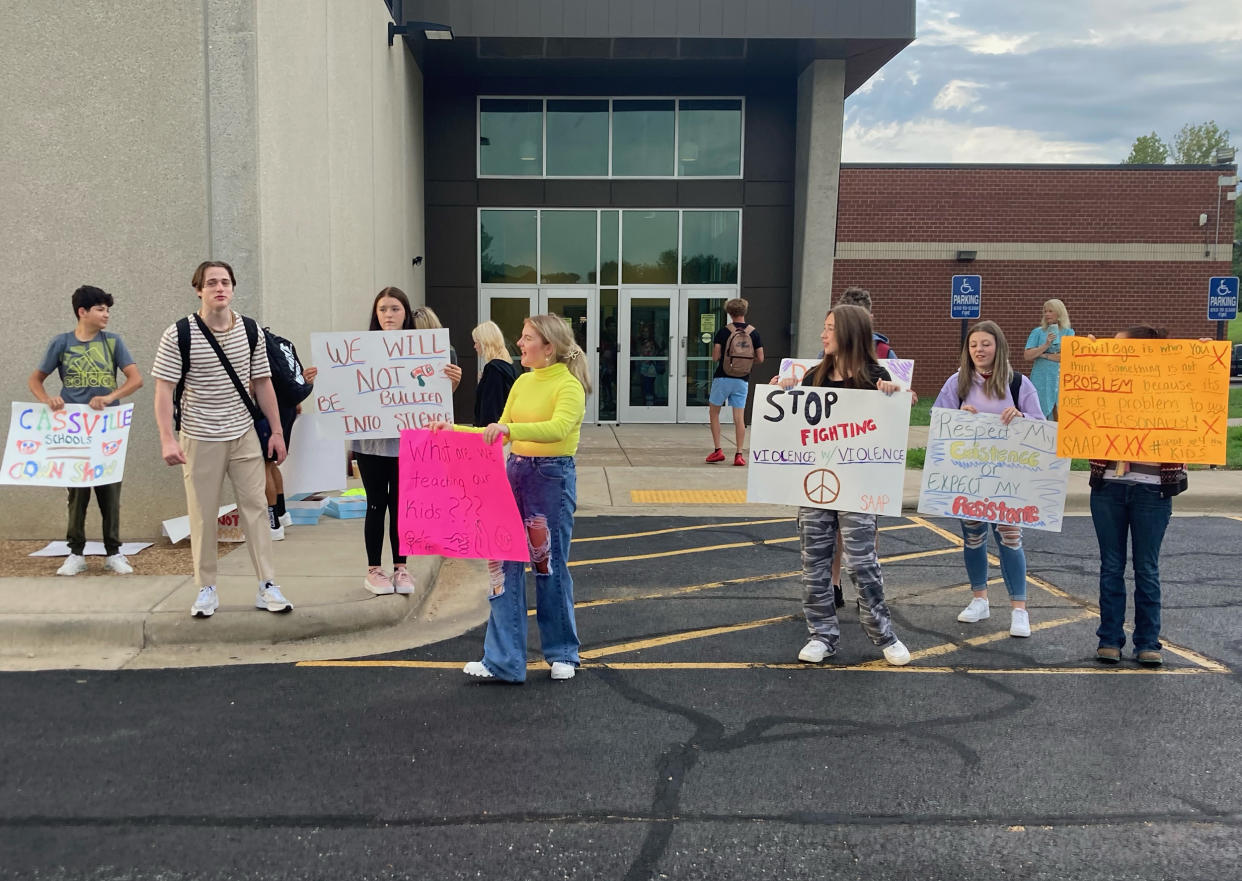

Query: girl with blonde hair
[933,320,1045,638]
[439,314,591,683]
[471,320,517,426]
[1023,298,1074,418]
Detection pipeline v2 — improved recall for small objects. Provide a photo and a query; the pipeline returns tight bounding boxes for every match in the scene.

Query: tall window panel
[479,99,543,176]
[678,99,742,177]
[621,210,679,284]
[546,99,609,176]
[681,211,740,284]
[540,211,598,284]
[611,100,675,177]
[480,210,537,283]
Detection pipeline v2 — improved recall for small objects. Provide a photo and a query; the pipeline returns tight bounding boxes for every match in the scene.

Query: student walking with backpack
[706,298,763,466]
[932,320,1044,638]
[151,260,292,619]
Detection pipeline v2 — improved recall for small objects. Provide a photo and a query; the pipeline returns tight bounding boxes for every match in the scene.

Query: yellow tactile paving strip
[629,489,748,504]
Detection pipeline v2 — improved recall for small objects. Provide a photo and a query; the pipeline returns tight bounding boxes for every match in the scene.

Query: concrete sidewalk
[2,422,1239,671]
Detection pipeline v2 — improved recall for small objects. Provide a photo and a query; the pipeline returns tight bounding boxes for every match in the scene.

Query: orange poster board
[1057,337,1230,465]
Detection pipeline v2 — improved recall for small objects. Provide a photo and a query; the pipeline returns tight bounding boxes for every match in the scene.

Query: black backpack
[172,316,312,430]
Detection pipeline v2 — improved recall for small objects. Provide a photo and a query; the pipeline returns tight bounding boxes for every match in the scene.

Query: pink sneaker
[364,567,394,596]
[392,567,415,595]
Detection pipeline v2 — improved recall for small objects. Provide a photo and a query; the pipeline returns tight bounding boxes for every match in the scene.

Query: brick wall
[838,165,1235,244]
[834,166,1237,398]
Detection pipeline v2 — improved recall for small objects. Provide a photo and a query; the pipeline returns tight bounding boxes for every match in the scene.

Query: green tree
[1122,131,1168,164]
[1170,120,1232,164]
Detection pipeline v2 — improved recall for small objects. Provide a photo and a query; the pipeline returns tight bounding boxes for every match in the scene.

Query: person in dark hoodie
[472,320,519,426]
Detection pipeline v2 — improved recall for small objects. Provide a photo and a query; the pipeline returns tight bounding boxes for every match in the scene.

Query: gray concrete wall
[790,59,845,357]
[0,2,210,541]
[0,0,425,540]
[255,0,425,351]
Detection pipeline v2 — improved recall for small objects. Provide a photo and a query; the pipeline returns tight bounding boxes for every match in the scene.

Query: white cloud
[932,79,986,111]
[842,118,1120,164]
[917,9,1034,54]
[855,71,885,95]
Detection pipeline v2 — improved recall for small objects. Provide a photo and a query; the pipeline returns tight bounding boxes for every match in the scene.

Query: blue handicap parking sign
[951,275,982,319]
[1208,276,1239,321]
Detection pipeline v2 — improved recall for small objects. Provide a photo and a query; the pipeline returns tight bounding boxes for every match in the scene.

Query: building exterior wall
[834,166,1237,398]
[0,0,424,540]
[424,76,797,413]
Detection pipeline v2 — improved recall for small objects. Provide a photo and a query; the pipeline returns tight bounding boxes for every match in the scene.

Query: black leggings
[354,452,405,567]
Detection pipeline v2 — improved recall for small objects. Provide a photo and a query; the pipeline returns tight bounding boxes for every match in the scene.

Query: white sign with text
[309,329,453,439]
[917,408,1070,532]
[778,357,914,389]
[0,402,134,487]
[747,387,911,517]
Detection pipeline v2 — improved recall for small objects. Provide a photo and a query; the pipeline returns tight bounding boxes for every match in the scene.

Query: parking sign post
[1208,276,1239,341]
[951,275,982,346]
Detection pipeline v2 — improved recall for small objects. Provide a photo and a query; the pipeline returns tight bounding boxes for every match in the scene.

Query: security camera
[412,256,424,266]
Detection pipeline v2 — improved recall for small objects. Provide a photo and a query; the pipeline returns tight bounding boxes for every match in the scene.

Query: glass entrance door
[543,289,597,424]
[678,290,732,424]
[619,289,677,423]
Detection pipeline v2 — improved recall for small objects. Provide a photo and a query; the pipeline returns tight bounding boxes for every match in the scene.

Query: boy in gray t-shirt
[27,285,144,575]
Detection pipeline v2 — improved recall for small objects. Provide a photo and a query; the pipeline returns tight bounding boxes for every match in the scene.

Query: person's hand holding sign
[483,422,511,445]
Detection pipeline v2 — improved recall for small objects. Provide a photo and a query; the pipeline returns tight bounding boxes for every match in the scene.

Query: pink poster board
[397,429,529,561]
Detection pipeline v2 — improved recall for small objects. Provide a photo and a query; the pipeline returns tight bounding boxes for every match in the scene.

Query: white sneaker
[104,554,133,574]
[957,596,991,623]
[550,661,576,680]
[255,582,293,613]
[797,639,834,663]
[391,568,415,596]
[882,640,912,666]
[278,512,293,528]
[57,554,87,576]
[191,586,218,618]
[270,524,285,541]
[463,661,494,679]
[1010,608,1031,638]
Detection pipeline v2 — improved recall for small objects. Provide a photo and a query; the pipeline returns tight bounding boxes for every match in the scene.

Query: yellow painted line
[573,517,792,543]
[1223,514,1242,523]
[296,659,1223,675]
[856,612,1096,667]
[570,536,795,566]
[537,570,802,616]
[580,615,796,660]
[630,489,748,504]
[571,540,957,568]
[1161,643,1231,673]
[908,515,964,546]
[572,518,918,544]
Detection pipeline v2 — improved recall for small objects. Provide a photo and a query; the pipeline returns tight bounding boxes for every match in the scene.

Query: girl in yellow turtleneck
[455,314,591,684]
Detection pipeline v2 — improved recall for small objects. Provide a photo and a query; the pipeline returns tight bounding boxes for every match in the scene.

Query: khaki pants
[182,431,274,588]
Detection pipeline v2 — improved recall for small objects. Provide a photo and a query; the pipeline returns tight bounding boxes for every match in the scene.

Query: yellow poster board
[1057,337,1230,464]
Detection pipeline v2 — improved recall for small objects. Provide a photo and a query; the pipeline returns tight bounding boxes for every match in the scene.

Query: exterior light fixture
[955,250,977,262]
[388,21,453,46]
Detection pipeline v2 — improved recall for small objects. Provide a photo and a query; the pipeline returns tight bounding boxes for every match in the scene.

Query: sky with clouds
[842,0,1242,163]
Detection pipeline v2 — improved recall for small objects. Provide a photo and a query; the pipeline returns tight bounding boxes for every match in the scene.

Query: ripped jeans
[480,455,580,682]
[959,520,1027,601]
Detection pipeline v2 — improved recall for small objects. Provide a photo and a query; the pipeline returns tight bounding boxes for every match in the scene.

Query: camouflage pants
[797,507,897,652]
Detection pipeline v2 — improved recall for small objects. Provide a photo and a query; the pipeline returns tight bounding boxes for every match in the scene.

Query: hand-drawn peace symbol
[803,468,841,506]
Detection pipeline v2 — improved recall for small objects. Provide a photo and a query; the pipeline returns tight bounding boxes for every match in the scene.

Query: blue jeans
[959,520,1027,601]
[481,455,580,682]
[1091,482,1171,653]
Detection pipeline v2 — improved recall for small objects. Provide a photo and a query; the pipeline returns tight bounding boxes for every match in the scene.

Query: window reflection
[678,99,742,176]
[612,99,675,177]
[546,99,609,176]
[681,211,740,284]
[621,211,679,284]
[480,210,537,283]
[479,99,543,176]
[541,211,598,284]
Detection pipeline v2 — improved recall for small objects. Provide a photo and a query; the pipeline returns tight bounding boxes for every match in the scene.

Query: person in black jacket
[472,320,519,426]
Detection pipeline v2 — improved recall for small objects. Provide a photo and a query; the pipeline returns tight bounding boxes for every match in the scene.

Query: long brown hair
[368,286,413,330]
[957,320,1013,402]
[810,304,880,389]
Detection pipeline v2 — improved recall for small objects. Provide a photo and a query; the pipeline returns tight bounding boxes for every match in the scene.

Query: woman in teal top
[1023,298,1074,419]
